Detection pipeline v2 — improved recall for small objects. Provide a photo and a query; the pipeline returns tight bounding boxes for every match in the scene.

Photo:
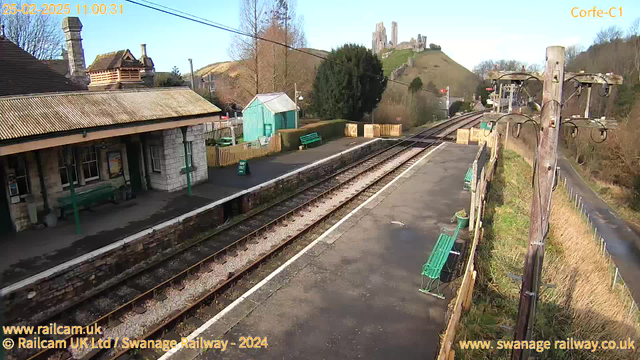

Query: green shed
[242,92,297,142]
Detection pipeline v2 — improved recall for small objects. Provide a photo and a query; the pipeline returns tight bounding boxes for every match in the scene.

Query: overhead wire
[126,0,452,97]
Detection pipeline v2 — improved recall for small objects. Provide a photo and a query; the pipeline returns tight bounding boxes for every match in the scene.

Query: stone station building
[0,88,220,234]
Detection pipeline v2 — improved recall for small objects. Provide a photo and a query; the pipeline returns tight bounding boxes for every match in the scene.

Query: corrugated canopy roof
[0,87,221,141]
[245,92,296,114]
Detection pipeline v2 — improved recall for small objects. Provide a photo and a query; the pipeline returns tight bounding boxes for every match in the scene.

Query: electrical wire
[126,0,453,97]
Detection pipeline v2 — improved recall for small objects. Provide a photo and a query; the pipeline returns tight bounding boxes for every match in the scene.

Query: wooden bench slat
[300,132,322,147]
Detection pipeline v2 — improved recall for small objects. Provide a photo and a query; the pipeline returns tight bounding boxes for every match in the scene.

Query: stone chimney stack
[62,17,88,86]
[139,43,155,87]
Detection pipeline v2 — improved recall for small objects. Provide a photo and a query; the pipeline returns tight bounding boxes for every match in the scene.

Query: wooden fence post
[463,270,477,311]
[469,160,478,230]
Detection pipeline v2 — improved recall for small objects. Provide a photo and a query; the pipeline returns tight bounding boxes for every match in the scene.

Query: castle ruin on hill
[371,21,426,55]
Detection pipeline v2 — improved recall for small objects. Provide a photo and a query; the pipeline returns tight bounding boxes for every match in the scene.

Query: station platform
[166,143,477,360]
[0,137,374,288]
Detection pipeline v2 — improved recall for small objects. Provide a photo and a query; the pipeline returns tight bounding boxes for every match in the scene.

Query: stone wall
[2,139,390,324]
[1,138,130,231]
[163,125,208,192]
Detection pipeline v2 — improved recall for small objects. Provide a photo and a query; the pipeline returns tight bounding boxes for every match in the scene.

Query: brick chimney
[139,43,155,87]
[61,17,88,86]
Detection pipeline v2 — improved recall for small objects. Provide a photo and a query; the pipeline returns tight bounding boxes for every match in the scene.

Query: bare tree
[526,63,543,73]
[564,44,584,66]
[627,18,639,39]
[263,0,306,97]
[0,0,63,59]
[594,25,623,44]
[472,59,530,78]
[629,18,640,82]
[229,0,267,98]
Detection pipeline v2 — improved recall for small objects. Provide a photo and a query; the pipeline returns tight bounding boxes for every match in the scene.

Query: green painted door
[126,143,143,194]
[264,124,273,137]
[0,166,13,234]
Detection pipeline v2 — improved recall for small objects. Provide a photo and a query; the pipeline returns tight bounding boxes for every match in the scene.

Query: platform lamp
[64,146,81,235]
[295,83,303,129]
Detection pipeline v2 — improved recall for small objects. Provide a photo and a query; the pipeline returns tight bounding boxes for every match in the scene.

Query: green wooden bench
[217,137,234,147]
[300,132,322,148]
[419,224,462,299]
[463,166,473,191]
[58,184,118,219]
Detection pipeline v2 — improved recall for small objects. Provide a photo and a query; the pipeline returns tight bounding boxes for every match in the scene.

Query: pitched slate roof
[0,36,86,96]
[87,49,144,72]
[0,87,221,141]
[41,59,69,77]
[245,92,297,114]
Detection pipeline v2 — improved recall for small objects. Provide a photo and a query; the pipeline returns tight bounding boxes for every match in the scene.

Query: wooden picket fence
[206,134,281,167]
[438,129,500,360]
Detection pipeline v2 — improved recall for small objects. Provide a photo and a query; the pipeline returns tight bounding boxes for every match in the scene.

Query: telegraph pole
[188,58,195,90]
[511,46,565,360]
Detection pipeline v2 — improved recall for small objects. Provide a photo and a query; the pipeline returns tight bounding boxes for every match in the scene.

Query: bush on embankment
[454,150,640,360]
[277,119,349,151]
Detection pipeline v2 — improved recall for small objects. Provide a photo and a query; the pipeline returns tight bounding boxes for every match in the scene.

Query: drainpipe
[141,134,152,190]
[64,146,81,234]
[181,126,192,196]
[35,150,49,214]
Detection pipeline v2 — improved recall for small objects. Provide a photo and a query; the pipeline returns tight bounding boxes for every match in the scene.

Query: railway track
[7,111,483,360]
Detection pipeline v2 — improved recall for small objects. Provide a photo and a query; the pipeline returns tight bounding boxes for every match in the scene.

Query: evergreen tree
[408,77,423,95]
[311,44,387,120]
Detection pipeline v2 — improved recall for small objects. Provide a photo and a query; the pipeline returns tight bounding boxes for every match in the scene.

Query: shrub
[277,120,349,151]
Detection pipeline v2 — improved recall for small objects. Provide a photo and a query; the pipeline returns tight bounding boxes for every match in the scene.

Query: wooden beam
[564,117,619,129]
[486,70,543,82]
[486,70,623,85]
[0,116,220,156]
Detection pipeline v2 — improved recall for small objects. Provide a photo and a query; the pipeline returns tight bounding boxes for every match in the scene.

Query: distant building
[86,45,155,91]
[243,93,297,142]
[371,22,388,55]
[391,21,398,48]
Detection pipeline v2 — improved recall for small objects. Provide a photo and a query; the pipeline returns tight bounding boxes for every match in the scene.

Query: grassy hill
[381,49,480,99]
[195,48,328,106]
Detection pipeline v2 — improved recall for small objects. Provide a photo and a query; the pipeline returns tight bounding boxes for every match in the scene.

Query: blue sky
[48,0,639,73]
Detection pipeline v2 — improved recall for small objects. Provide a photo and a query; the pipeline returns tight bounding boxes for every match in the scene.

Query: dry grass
[454,148,639,360]
[564,157,640,228]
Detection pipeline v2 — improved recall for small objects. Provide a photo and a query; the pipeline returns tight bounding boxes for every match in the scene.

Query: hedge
[277,119,349,151]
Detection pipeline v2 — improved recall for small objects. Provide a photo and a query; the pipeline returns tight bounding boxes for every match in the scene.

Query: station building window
[150,145,162,173]
[80,145,100,181]
[8,155,30,200]
[58,149,78,188]
[180,142,193,169]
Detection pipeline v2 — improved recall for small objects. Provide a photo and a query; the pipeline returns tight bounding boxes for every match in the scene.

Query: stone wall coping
[1,138,381,296]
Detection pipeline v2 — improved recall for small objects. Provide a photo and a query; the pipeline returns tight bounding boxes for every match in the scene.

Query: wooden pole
[463,270,477,311]
[511,46,565,360]
[505,121,510,150]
